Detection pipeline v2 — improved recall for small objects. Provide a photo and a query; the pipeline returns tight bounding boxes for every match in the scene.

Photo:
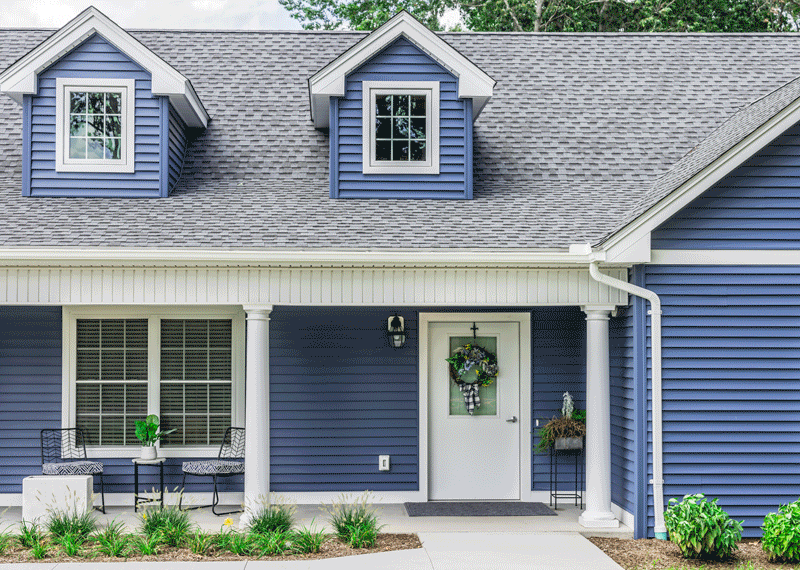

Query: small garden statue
[562,391,574,419]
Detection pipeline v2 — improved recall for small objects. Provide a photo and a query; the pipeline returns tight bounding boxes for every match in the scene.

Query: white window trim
[62,306,246,458]
[55,77,136,174]
[361,80,440,175]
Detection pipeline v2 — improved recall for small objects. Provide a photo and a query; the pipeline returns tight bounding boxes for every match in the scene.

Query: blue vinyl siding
[166,102,188,193]
[333,37,471,199]
[0,306,241,495]
[269,307,420,491]
[652,121,800,249]
[25,33,172,198]
[531,307,586,492]
[642,265,800,538]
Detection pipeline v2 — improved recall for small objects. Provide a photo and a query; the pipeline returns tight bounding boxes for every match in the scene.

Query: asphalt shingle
[0,29,799,250]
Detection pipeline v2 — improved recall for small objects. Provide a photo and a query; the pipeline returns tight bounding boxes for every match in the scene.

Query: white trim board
[418,312,533,502]
[0,267,628,306]
[0,492,243,508]
[308,11,494,128]
[652,249,800,265]
[611,502,635,530]
[0,6,208,128]
[602,94,800,264]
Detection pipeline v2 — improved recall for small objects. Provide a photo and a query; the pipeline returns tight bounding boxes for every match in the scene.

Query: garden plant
[664,493,743,559]
[761,498,800,562]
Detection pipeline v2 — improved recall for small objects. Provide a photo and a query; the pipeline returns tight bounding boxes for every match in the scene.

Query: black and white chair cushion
[182,460,244,476]
[43,461,104,476]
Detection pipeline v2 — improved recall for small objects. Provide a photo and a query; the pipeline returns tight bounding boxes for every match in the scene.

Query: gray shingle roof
[1,29,799,250]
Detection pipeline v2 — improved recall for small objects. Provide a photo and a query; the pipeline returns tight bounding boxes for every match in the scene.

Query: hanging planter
[446,343,499,415]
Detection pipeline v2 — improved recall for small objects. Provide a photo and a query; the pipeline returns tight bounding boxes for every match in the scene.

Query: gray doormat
[404,501,557,517]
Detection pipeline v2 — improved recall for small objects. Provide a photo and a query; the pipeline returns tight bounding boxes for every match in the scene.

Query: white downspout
[588,261,667,539]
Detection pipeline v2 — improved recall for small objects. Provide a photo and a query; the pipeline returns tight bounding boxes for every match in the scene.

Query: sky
[0,0,302,30]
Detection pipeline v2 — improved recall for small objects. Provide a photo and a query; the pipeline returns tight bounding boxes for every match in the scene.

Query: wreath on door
[446,344,499,415]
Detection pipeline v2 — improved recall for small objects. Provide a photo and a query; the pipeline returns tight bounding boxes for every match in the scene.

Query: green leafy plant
[46,506,96,539]
[131,532,161,556]
[223,531,254,556]
[18,520,43,548]
[30,539,49,560]
[0,528,13,555]
[664,493,743,559]
[248,503,296,535]
[134,414,176,446]
[186,530,215,555]
[325,492,383,548]
[762,498,800,562]
[291,522,329,553]
[139,503,193,546]
[93,521,129,558]
[57,532,86,557]
[252,529,292,556]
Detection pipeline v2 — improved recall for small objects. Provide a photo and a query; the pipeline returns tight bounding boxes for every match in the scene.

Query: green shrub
[762,498,800,562]
[291,523,329,553]
[664,493,743,559]
[46,506,96,539]
[139,504,193,546]
[324,492,383,548]
[252,530,292,556]
[30,539,49,559]
[186,530,215,555]
[248,503,295,535]
[18,521,43,548]
[131,532,161,556]
[0,527,14,555]
[57,532,86,557]
[93,521,129,558]
[223,531,253,556]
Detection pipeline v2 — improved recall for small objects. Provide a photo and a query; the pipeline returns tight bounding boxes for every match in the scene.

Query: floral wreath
[445,343,499,387]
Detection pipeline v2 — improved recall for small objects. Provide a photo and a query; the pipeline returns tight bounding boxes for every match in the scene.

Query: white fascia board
[0,247,613,268]
[0,6,208,128]
[600,94,800,260]
[309,11,495,128]
[652,249,800,265]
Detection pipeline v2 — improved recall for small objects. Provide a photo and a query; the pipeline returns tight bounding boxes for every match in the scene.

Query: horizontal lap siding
[0,306,241,496]
[645,265,800,537]
[168,104,187,193]
[269,307,419,491]
[532,307,586,491]
[610,288,637,524]
[28,33,162,197]
[335,37,469,199]
[653,121,800,249]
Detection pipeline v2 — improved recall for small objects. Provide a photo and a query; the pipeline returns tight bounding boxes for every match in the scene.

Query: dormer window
[55,78,135,173]
[362,81,440,174]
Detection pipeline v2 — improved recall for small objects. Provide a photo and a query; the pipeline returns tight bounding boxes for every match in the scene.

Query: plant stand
[133,457,166,512]
[549,442,584,510]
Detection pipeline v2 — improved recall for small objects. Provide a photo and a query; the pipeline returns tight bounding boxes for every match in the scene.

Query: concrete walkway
[0,532,623,569]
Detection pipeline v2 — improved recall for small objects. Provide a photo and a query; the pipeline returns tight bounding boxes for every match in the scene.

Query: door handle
[506,416,518,423]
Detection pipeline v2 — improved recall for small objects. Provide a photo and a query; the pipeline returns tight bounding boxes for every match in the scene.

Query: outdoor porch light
[387,314,406,348]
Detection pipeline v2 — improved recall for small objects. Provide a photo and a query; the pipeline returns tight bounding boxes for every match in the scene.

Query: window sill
[362,163,440,175]
[85,446,220,459]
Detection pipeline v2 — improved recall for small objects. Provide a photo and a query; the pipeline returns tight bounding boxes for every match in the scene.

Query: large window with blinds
[66,309,244,457]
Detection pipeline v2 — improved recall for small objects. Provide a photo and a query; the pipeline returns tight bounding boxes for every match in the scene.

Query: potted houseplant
[535,392,586,453]
[134,414,175,460]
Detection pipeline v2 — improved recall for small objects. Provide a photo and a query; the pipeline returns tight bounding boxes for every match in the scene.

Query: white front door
[428,321,521,500]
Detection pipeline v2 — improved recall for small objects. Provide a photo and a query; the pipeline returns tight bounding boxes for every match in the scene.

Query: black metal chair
[179,427,245,515]
[40,428,105,514]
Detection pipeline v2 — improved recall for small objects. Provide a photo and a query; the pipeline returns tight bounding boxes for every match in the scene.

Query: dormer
[0,7,208,197]
[310,12,494,199]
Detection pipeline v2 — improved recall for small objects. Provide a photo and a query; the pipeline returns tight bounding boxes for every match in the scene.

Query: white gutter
[588,259,667,539]
[0,247,604,268]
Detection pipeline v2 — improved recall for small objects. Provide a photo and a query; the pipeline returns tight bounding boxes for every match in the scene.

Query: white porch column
[240,305,273,527]
[579,306,620,528]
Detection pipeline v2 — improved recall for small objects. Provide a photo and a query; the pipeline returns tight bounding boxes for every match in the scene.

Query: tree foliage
[280,0,800,32]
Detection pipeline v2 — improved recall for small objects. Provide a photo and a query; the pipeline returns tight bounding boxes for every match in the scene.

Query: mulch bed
[0,533,421,563]
[590,538,797,570]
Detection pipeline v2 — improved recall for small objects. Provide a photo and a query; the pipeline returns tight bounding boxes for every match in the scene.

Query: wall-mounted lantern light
[387,314,406,348]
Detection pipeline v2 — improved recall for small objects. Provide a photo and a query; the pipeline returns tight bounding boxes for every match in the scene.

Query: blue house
[0,6,798,539]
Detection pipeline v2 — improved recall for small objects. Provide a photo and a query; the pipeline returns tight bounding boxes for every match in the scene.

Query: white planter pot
[140,446,157,460]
